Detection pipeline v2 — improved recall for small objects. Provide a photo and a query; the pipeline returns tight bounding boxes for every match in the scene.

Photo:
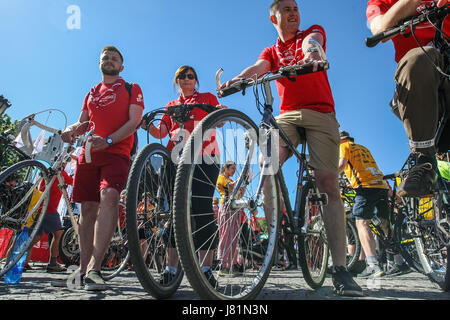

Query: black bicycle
[125,103,219,299]
[339,176,362,271]
[172,39,332,299]
[366,1,449,291]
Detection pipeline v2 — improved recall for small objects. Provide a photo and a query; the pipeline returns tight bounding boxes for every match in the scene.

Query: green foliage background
[0,113,20,169]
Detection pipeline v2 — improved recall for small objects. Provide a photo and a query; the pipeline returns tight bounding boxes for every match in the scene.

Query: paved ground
[0,262,448,301]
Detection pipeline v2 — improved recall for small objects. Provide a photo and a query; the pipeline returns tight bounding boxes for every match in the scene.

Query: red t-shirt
[367,0,450,62]
[39,170,73,214]
[161,92,220,154]
[258,25,335,114]
[81,78,145,158]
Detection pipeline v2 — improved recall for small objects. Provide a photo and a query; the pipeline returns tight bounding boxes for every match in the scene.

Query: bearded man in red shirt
[366,0,450,197]
[57,46,144,291]
[221,0,363,297]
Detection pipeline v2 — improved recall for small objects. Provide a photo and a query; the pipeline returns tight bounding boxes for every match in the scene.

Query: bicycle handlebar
[142,103,219,127]
[217,38,330,98]
[365,3,449,48]
[382,171,403,180]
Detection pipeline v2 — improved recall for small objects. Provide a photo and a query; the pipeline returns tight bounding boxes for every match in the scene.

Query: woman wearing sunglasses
[144,65,224,287]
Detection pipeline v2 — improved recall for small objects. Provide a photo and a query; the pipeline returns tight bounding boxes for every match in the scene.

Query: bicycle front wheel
[125,143,183,299]
[0,160,49,277]
[173,108,281,300]
[297,180,329,289]
[411,193,449,289]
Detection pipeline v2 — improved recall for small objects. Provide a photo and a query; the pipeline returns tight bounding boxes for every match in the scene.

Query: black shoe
[332,266,364,297]
[159,270,175,285]
[384,262,412,277]
[348,260,367,276]
[51,269,85,289]
[203,268,217,288]
[398,155,438,197]
[84,270,107,291]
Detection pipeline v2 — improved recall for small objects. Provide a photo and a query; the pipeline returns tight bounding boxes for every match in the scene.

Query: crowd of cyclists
[0,0,449,299]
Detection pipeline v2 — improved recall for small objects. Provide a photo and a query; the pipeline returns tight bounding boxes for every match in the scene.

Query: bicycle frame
[216,39,330,239]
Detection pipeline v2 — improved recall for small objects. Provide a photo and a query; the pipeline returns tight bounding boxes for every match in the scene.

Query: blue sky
[0,1,410,201]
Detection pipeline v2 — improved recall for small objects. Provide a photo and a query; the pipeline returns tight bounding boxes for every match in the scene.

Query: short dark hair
[270,0,295,16]
[101,45,124,63]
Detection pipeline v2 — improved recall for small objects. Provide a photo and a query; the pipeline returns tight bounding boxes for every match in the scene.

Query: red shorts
[72,152,130,203]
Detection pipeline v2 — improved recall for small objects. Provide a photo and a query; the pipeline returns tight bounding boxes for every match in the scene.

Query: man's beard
[101,65,120,76]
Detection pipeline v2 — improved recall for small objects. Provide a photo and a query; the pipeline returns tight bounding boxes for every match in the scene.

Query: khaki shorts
[275,108,340,174]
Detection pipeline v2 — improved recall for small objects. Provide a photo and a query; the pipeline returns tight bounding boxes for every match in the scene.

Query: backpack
[87,81,139,157]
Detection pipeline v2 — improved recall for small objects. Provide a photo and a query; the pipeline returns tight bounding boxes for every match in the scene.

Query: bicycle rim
[345,216,361,271]
[297,181,329,289]
[410,194,448,287]
[0,160,49,277]
[173,108,280,300]
[125,143,183,298]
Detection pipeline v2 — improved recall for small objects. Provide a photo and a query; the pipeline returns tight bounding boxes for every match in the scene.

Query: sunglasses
[178,74,195,80]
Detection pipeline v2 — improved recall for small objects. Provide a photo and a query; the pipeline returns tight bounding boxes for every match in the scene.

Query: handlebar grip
[366,26,401,48]
[366,32,388,48]
[219,86,242,98]
[382,171,401,180]
[294,63,327,76]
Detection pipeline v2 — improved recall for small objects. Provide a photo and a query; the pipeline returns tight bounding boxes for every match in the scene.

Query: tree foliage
[0,113,21,169]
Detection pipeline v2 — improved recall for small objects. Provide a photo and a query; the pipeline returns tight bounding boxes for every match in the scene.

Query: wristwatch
[105,136,113,146]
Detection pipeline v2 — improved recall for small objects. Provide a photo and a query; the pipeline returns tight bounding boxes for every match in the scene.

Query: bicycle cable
[410,9,450,78]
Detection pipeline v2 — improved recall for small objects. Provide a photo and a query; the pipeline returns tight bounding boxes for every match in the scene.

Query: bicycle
[0,111,83,278]
[172,39,332,300]
[58,200,130,281]
[338,176,362,272]
[125,103,218,299]
[366,1,449,291]
[339,173,424,274]
[382,156,449,289]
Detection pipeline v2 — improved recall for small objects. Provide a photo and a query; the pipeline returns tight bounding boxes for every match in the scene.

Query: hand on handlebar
[61,122,90,144]
[141,112,156,129]
[300,51,326,73]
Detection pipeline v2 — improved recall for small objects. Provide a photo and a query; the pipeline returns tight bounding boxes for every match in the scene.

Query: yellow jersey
[340,141,387,189]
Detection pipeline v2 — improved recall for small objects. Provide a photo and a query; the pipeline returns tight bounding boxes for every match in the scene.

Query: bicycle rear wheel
[0,160,49,277]
[173,108,281,300]
[59,225,80,267]
[125,143,183,299]
[297,180,329,289]
[345,214,361,271]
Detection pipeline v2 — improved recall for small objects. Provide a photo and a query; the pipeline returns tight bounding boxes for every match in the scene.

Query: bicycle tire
[58,225,80,267]
[0,160,49,277]
[392,209,424,274]
[345,215,361,271]
[412,192,449,289]
[297,180,329,289]
[173,108,281,300]
[125,143,183,299]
